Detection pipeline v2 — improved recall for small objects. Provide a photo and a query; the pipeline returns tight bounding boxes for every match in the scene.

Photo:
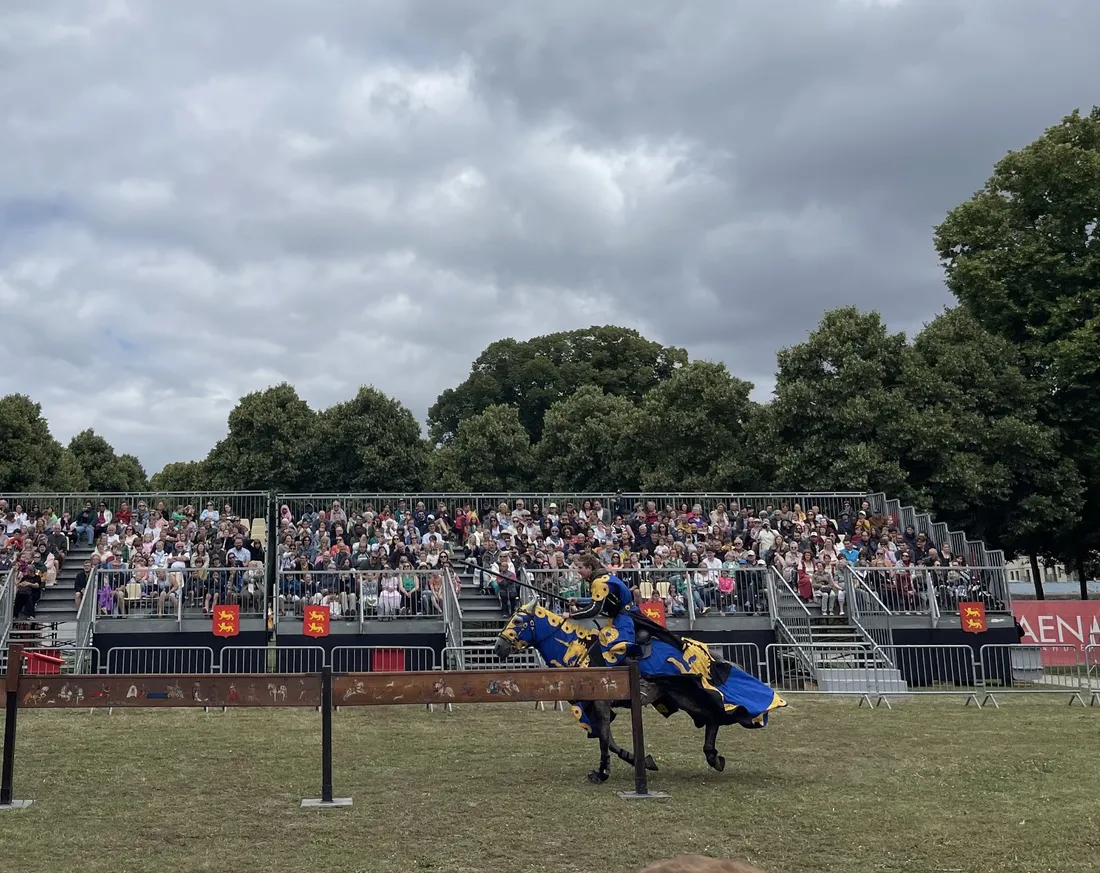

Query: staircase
[455,564,511,646]
[767,570,906,695]
[807,615,908,695]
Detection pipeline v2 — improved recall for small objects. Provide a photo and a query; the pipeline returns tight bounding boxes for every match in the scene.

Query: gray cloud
[1,0,1097,471]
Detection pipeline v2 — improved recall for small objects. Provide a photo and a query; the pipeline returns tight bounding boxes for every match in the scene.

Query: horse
[493,599,786,783]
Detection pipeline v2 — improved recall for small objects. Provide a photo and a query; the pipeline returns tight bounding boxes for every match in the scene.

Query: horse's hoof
[706,753,726,773]
[644,755,658,772]
[587,770,610,784]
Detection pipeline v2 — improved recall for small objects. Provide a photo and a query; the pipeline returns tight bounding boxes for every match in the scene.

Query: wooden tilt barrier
[0,644,662,810]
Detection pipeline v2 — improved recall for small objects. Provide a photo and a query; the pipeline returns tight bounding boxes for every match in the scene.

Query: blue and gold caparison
[498,600,786,738]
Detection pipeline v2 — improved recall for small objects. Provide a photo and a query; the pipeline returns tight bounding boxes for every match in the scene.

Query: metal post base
[617,791,670,801]
[300,797,352,808]
[0,800,34,811]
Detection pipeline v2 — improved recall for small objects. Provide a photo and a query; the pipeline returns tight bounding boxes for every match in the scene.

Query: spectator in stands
[13,559,42,618]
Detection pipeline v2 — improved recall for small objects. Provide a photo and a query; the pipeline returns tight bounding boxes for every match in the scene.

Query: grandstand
[0,489,1016,685]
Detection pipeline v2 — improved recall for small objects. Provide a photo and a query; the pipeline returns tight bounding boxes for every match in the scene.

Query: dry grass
[1,698,1097,873]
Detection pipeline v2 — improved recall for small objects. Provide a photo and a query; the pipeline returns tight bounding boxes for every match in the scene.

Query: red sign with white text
[1012,601,1100,665]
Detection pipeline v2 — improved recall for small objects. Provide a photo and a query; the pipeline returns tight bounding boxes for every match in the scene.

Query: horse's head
[494,598,540,660]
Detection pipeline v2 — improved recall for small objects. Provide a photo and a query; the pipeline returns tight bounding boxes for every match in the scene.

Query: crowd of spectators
[275,494,1000,620]
[1,499,70,620]
[0,493,1003,627]
[0,497,266,619]
[275,500,451,619]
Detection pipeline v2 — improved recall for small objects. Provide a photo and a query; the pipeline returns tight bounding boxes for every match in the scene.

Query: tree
[901,308,1082,597]
[766,308,913,495]
[535,386,641,491]
[630,362,758,491]
[204,384,316,492]
[449,404,534,491]
[310,387,427,492]
[68,429,149,491]
[0,394,87,491]
[428,326,688,444]
[149,460,210,492]
[935,107,1100,597]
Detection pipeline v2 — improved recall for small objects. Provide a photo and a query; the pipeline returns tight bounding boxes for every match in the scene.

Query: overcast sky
[2,0,1098,473]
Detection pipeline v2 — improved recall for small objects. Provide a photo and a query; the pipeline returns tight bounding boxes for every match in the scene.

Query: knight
[567,552,644,665]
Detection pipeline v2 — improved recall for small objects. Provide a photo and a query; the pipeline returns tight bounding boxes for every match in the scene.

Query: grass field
[1,698,1097,873]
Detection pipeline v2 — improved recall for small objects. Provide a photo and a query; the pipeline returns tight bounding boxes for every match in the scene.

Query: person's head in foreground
[640,857,765,873]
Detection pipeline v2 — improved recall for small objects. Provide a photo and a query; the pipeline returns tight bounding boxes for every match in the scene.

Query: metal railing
[841,565,893,651]
[0,491,272,525]
[442,565,462,652]
[706,642,764,678]
[274,492,867,525]
[0,565,15,660]
[219,645,327,674]
[979,644,1087,706]
[442,645,542,671]
[849,564,1009,619]
[864,491,1009,596]
[103,646,217,674]
[73,567,99,672]
[275,568,447,628]
[93,566,267,620]
[330,646,437,673]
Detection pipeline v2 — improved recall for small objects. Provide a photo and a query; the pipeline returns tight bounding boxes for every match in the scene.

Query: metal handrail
[73,567,99,673]
[442,565,462,651]
[0,564,16,657]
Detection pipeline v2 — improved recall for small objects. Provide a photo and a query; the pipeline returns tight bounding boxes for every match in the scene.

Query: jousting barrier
[0,643,663,810]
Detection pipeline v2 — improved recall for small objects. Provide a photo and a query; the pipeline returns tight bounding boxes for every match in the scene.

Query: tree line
[1,107,1097,594]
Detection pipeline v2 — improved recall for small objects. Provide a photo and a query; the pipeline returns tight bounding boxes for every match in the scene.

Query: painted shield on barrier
[960,601,987,634]
[213,604,240,638]
[303,604,330,638]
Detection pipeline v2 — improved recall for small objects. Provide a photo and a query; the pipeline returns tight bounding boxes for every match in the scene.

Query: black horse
[493,600,786,783]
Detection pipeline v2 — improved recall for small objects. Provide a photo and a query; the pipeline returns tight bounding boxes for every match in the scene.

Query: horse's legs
[609,733,658,771]
[587,703,612,784]
[703,722,725,772]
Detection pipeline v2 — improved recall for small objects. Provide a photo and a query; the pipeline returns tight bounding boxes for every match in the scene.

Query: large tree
[449,404,535,492]
[310,387,428,492]
[149,460,211,492]
[535,385,641,491]
[935,106,1100,595]
[765,308,913,495]
[428,325,688,444]
[901,308,1082,596]
[630,361,759,491]
[0,394,87,491]
[68,429,149,491]
[204,383,316,492]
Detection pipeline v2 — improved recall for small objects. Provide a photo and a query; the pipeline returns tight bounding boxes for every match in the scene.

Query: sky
[2,0,1099,474]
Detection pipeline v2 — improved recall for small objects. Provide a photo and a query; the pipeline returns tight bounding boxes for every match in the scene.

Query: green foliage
[149,460,210,492]
[935,106,1100,569]
[310,387,427,492]
[535,385,641,491]
[0,394,87,491]
[68,429,149,491]
[767,308,912,495]
[449,404,534,491]
[428,325,688,444]
[204,384,316,492]
[900,308,1082,555]
[631,361,757,491]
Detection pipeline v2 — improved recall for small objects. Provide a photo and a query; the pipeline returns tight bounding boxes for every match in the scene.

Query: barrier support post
[1,644,33,811]
[617,661,669,802]
[301,664,351,809]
